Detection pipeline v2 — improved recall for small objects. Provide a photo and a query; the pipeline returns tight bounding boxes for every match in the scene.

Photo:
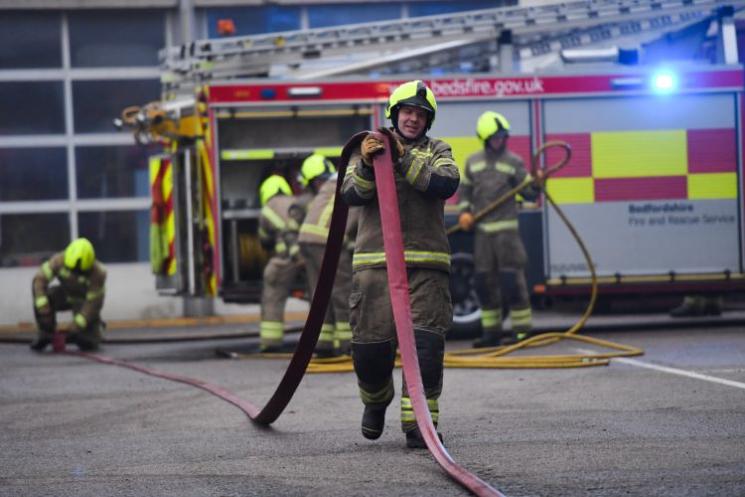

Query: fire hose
[52,131,364,423]
[307,140,643,373]
[49,129,505,496]
[369,128,505,496]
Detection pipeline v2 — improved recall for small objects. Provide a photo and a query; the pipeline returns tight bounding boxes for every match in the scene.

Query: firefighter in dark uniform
[258,174,306,352]
[30,238,106,352]
[297,153,358,357]
[457,111,544,348]
[341,80,460,448]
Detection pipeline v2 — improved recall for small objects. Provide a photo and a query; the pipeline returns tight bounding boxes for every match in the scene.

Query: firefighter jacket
[259,194,306,259]
[298,175,359,250]
[341,131,460,273]
[32,252,106,329]
[458,147,540,234]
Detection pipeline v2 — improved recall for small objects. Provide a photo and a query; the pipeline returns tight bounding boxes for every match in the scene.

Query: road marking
[576,349,745,391]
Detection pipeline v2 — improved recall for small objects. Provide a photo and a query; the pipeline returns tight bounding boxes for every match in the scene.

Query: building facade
[0,1,510,324]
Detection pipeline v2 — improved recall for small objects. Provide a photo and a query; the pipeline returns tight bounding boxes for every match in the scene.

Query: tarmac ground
[1,309,744,497]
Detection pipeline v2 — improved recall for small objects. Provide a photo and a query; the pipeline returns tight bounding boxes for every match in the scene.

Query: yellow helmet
[259,174,292,207]
[476,111,511,142]
[64,238,95,272]
[299,153,336,187]
[385,80,437,132]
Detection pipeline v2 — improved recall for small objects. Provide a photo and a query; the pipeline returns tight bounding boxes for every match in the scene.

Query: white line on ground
[575,349,745,391]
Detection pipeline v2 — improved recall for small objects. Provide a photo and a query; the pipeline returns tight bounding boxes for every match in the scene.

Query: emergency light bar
[651,70,678,93]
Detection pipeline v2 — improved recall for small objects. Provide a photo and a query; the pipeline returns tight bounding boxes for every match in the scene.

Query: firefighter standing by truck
[297,153,358,357]
[341,80,459,448]
[258,174,306,352]
[30,238,107,352]
[457,111,544,348]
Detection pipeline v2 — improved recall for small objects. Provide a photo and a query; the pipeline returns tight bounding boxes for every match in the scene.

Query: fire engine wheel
[449,252,482,339]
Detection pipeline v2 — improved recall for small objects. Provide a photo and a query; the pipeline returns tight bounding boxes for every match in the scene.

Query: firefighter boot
[361,404,388,440]
[353,341,396,440]
[473,307,504,348]
[406,427,444,449]
[29,336,51,352]
[403,330,446,448]
[670,296,706,318]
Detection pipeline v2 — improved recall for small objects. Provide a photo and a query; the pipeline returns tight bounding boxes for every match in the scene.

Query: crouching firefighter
[30,238,107,352]
[258,174,306,352]
[341,80,459,448]
[457,111,544,347]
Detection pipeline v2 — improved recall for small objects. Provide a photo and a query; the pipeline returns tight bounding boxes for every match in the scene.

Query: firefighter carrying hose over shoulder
[297,153,358,357]
[457,111,544,348]
[258,174,306,352]
[341,80,459,448]
[30,238,107,352]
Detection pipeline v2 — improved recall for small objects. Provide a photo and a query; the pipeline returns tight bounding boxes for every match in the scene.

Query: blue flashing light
[651,70,677,93]
[260,88,277,100]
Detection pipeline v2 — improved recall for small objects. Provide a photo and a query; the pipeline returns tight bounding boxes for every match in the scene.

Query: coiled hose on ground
[307,140,643,373]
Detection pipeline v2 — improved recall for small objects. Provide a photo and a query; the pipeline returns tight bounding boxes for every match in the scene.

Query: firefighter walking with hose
[457,111,545,348]
[341,80,459,448]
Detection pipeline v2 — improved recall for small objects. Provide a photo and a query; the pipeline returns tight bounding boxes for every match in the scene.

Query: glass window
[76,145,154,199]
[409,1,514,17]
[206,6,301,37]
[0,148,68,201]
[72,79,160,133]
[78,210,149,263]
[308,3,401,28]
[0,213,70,268]
[0,11,62,68]
[69,10,164,67]
[0,82,65,135]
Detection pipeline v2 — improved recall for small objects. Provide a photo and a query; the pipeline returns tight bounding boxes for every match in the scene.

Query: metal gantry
[161,0,744,93]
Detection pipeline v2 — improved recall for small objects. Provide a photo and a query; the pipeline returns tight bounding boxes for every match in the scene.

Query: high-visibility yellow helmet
[259,174,292,207]
[299,153,336,187]
[476,111,511,142]
[385,80,437,131]
[64,238,95,272]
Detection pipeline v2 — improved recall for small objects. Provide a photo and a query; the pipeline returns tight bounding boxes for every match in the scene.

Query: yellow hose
[242,142,644,372]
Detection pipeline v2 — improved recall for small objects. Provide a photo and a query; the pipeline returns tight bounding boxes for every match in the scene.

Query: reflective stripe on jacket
[299,177,359,249]
[341,131,459,272]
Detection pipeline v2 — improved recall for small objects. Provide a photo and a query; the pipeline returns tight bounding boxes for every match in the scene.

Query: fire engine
[122,1,745,331]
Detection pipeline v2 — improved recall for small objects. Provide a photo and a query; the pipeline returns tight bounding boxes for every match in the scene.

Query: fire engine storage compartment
[215,104,374,302]
[542,92,741,297]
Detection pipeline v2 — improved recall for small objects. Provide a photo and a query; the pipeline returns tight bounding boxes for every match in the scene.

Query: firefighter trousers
[299,243,353,354]
[259,255,304,349]
[349,268,451,433]
[32,284,103,350]
[473,229,532,337]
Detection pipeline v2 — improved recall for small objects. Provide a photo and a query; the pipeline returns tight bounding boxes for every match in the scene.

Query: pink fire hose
[57,129,506,497]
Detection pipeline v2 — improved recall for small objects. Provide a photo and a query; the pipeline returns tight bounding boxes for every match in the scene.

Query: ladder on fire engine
[161,0,743,93]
